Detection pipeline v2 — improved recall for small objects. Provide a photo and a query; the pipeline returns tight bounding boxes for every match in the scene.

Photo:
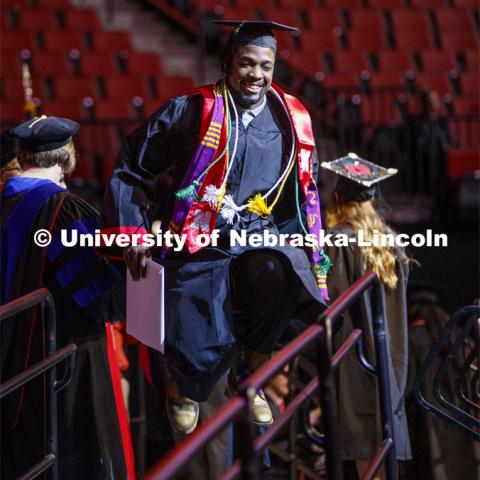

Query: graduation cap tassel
[201,184,224,208]
[175,180,200,201]
[219,194,242,225]
[247,193,272,218]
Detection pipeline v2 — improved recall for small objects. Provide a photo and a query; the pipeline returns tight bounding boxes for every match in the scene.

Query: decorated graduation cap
[321,152,397,202]
[1,129,19,167]
[214,20,298,72]
[10,115,80,153]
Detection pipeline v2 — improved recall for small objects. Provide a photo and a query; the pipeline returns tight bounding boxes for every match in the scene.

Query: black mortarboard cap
[215,20,298,70]
[321,152,397,202]
[10,115,80,153]
[1,129,19,167]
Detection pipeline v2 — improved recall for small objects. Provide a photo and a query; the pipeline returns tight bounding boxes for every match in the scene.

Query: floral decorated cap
[321,152,397,202]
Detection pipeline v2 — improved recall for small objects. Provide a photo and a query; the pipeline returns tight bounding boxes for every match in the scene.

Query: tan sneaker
[166,384,199,435]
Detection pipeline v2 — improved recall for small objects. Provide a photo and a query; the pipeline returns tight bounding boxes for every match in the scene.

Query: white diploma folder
[126,259,165,353]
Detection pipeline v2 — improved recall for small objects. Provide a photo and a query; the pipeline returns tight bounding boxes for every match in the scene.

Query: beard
[228,83,268,109]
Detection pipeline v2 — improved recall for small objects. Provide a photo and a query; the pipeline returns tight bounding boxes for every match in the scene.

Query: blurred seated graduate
[322,153,412,479]
[0,116,134,480]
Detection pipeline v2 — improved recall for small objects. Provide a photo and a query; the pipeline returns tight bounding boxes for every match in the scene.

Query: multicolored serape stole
[273,84,330,301]
[165,83,228,255]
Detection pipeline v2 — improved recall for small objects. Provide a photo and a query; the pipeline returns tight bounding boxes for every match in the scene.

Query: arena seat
[420,50,456,72]
[459,74,480,97]
[63,8,101,31]
[368,0,404,7]
[71,152,94,180]
[435,8,475,32]
[376,51,413,72]
[32,52,70,76]
[1,76,28,100]
[441,31,478,51]
[0,50,23,76]
[392,9,430,32]
[463,50,479,73]
[155,77,194,99]
[307,10,343,30]
[18,9,56,30]
[104,76,149,99]
[263,8,301,27]
[300,30,341,51]
[78,52,118,76]
[324,0,362,7]
[288,52,323,76]
[369,71,406,88]
[321,72,359,88]
[92,31,132,52]
[94,99,135,121]
[1,102,27,122]
[2,30,35,50]
[415,73,453,96]
[450,121,480,147]
[410,0,445,7]
[453,98,480,115]
[347,29,387,50]
[42,99,85,120]
[332,51,368,74]
[54,77,97,99]
[43,31,85,52]
[348,9,384,30]
[126,53,163,76]
[447,148,480,179]
[395,31,435,50]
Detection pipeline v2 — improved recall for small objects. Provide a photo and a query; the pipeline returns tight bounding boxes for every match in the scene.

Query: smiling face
[226,44,275,109]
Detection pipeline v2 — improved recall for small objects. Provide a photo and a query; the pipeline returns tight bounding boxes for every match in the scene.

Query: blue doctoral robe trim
[1,178,65,303]
[47,218,98,262]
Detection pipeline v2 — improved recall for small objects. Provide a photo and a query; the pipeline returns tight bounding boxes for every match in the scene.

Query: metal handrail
[0,288,77,480]
[144,271,398,480]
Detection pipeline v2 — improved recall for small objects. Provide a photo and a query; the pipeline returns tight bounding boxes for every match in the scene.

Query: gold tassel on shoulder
[247,193,273,218]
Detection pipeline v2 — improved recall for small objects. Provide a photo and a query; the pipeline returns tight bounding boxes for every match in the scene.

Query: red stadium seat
[142,100,163,118]
[420,50,456,72]
[104,76,148,99]
[43,31,85,52]
[63,8,101,31]
[369,71,406,87]
[376,51,413,72]
[19,9,56,30]
[307,10,343,31]
[324,0,361,7]
[459,74,480,97]
[92,31,132,52]
[333,51,368,74]
[349,9,384,30]
[71,153,94,180]
[2,31,35,51]
[410,0,445,6]
[75,124,121,155]
[216,6,257,20]
[395,32,435,50]
[447,148,479,178]
[1,76,27,100]
[265,9,301,28]
[369,0,404,7]
[126,53,163,76]
[454,98,480,115]
[55,77,97,99]
[32,53,70,76]
[300,30,341,51]
[441,31,478,51]
[42,100,85,121]
[360,95,399,125]
[36,0,72,7]
[79,52,118,76]
[1,101,26,122]
[392,9,430,32]
[94,99,134,121]
[415,73,453,96]
[155,77,194,99]
[277,0,317,7]
[348,30,387,50]
[453,0,479,7]
[0,51,23,76]
[435,9,475,32]
[464,50,479,73]
[321,72,359,88]
[288,52,323,76]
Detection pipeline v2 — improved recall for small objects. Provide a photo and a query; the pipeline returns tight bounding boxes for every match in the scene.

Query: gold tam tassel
[247,193,272,218]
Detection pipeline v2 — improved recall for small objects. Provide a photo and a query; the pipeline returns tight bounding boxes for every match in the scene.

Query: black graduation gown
[324,224,412,461]
[1,177,129,480]
[101,92,326,401]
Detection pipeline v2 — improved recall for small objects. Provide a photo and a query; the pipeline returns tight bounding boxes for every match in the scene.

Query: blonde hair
[326,193,408,289]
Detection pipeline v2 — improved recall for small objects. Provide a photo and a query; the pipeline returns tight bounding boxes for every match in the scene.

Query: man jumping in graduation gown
[102,21,329,434]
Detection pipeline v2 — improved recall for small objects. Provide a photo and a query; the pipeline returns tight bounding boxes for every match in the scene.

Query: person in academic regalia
[101,20,329,435]
[322,154,412,479]
[0,129,21,191]
[0,116,133,480]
